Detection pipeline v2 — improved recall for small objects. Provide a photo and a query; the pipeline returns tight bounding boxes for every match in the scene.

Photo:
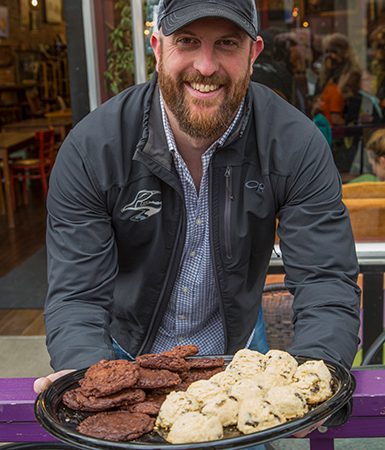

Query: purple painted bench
[0,369,384,448]
[308,368,385,450]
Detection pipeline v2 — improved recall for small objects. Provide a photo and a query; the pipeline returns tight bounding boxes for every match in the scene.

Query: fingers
[33,369,76,394]
[33,377,52,394]
[293,419,326,438]
[293,426,317,438]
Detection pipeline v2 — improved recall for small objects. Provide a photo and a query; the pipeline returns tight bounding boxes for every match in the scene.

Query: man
[35,0,360,440]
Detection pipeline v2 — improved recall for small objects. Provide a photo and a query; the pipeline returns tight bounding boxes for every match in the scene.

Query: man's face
[151,17,263,140]
[324,47,344,70]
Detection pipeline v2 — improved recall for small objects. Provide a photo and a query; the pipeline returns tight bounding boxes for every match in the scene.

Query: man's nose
[193,45,219,77]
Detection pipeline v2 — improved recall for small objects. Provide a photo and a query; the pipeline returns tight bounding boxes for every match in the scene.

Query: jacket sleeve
[45,133,117,370]
[277,128,361,369]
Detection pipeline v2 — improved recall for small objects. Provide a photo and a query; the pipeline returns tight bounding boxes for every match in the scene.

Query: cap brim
[160,4,257,40]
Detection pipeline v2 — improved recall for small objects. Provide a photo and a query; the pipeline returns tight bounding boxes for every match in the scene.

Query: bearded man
[36,0,360,442]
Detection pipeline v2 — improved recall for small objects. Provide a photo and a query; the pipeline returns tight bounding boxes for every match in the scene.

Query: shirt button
[195,217,202,225]
[177,336,184,343]
[190,250,196,257]
[179,314,187,320]
[182,287,189,293]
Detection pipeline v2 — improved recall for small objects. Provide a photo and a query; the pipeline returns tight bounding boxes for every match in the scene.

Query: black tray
[35,356,355,450]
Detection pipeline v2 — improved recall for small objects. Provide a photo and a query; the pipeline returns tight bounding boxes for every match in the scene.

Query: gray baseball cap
[157,0,259,41]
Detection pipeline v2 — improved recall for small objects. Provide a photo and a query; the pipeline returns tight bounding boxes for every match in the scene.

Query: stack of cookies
[62,344,225,441]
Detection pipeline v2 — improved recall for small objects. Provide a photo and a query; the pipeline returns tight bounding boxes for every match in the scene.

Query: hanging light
[31,0,39,7]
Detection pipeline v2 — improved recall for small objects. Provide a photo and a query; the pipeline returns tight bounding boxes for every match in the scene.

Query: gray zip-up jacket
[45,77,360,371]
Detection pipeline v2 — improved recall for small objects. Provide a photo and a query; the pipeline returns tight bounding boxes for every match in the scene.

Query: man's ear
[379,155,385,168]
[151,32,161,71]
[249,36,264,75]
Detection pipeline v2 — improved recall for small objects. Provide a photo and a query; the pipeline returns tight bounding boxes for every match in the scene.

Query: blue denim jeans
[248,308,269,354]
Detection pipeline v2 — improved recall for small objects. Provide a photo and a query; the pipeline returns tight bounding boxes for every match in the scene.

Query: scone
[167,412,223,443]
[292,360,332,404]
[201,392,239,427]
[264,350,298,384]
[265,385,308,420]
[155,391,199,430]
[237,397,284,433]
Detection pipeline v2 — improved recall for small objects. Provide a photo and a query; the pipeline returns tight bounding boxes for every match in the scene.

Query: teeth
[190,82,219,93]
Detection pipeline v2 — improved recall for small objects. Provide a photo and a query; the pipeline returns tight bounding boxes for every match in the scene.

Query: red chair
[11,127,55,205]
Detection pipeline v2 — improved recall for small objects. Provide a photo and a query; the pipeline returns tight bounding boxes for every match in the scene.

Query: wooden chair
[11,128,55,205]
[342,181,385,240]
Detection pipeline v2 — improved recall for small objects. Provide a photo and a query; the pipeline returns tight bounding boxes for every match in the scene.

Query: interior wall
[0,0,66,88]
[0,0,66,51]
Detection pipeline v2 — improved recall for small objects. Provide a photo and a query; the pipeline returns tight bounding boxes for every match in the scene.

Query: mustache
[179,73,230,86]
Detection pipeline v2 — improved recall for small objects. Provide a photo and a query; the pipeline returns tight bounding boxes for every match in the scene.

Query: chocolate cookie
[165,344,199,358]
[136,354,188,372]
[79,360,139,397]
[77,411,154,441]
[63,387,145,412]
[187,357,225,369]
[125,397,164,416]
[134,367,181,389]
[181,367,225,383]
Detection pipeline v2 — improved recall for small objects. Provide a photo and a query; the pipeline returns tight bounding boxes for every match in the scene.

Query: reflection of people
[272,31,308,112]
[251,28,292,102]
[311,94,332,146]
[35,0,360,435]
[349,129,385,183]
[317,33,361,125]
[370,25,385,118]
[367,129,385,181]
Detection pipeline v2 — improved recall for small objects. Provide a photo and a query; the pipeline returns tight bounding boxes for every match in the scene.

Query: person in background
[370,25,385,119]
[317,33,362,126]
[272,31,308,113]
[34,0,360,443]
[350,128,385,183]
[251,27,293,102]
[311,94,333,147]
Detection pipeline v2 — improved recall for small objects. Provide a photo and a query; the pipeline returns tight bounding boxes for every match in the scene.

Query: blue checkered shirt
[150,94,244,355]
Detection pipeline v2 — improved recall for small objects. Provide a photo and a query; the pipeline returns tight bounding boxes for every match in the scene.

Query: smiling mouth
[189,82,221,93]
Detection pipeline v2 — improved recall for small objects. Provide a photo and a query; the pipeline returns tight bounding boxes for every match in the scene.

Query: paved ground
[272,437,385,449]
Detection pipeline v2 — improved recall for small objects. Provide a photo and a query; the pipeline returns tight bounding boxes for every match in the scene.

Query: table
[45,109,72,120]
[4,117,72,141]
[0,368,384,447]
[269,242,385,364]
[0,131,36,228]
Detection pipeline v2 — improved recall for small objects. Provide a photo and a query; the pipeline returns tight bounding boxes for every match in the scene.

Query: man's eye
[218,40,238,48]
[176,37,197,46]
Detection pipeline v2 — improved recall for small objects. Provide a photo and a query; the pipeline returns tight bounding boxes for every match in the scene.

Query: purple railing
[0,369,384,448]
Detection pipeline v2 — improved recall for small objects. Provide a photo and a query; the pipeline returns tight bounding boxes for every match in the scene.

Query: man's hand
[293,419,326,438]
[33,370,75,394]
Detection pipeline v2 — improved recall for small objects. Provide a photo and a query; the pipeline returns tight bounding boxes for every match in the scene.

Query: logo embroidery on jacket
[245,180,265,193]
[121,190,162,222]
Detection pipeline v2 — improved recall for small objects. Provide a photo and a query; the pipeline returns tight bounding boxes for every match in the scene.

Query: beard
[158,56,251,140]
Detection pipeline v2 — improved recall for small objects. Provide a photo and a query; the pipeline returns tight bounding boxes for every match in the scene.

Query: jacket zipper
[224,165,233,259]
[209,162,228,351]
